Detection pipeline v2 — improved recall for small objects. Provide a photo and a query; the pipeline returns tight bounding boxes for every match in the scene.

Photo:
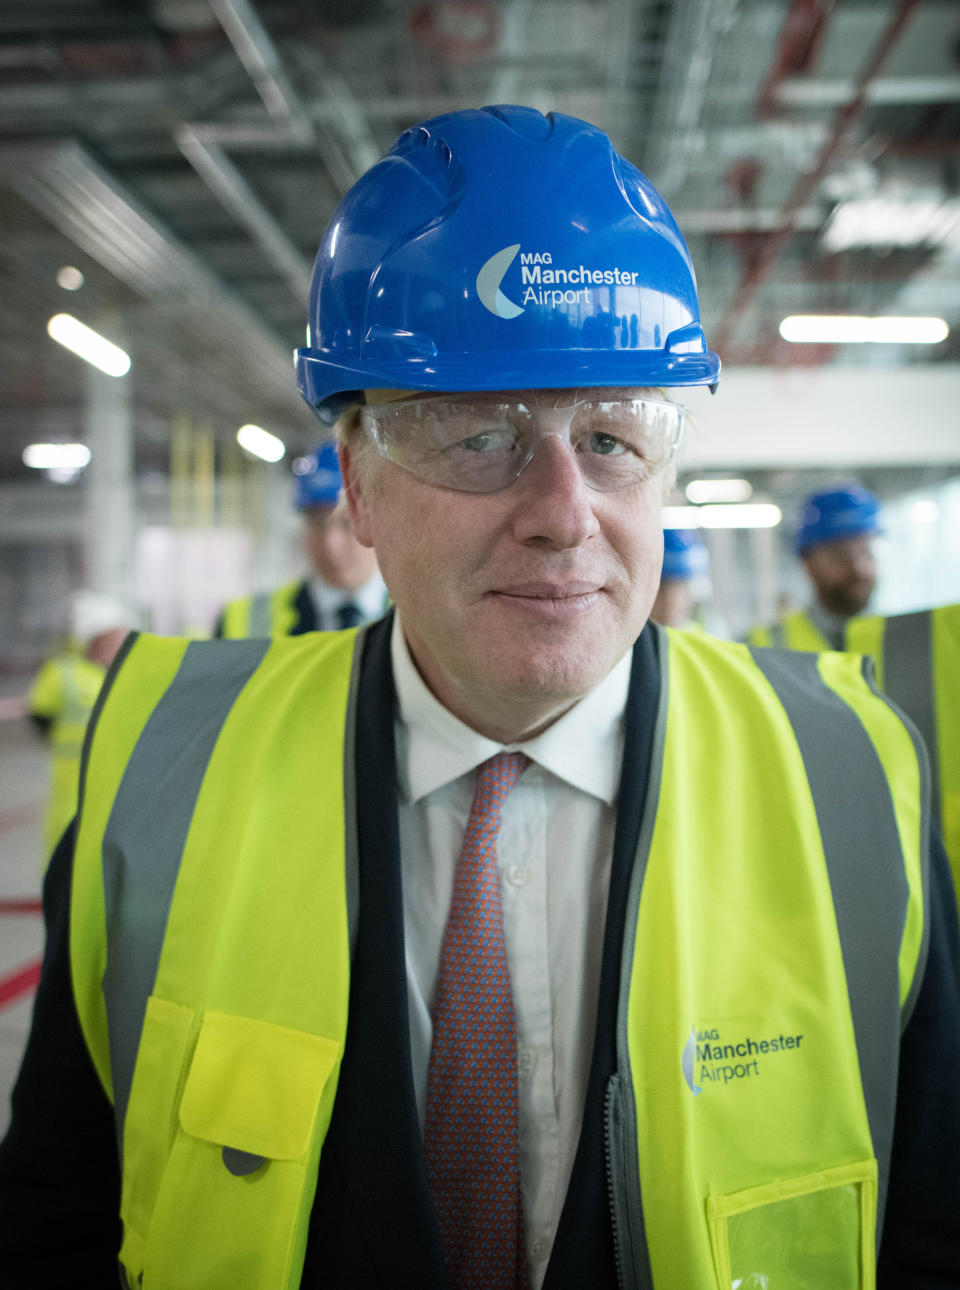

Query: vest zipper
[605,1071,653,1290]
[606,623,670,1290]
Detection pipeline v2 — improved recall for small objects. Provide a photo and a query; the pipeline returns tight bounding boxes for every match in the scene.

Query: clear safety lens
[360,395,685,494]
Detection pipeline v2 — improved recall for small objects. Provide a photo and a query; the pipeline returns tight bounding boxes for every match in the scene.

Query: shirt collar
[391,612,630,807]
[310,572,387,621]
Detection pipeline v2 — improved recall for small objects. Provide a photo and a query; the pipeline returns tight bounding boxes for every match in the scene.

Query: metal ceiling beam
[208,0,376,192]
[175,125,312,303]
[776,73,960,107]
[0,139,300,411]
[208,0,314,144]
[642,0,740,194]
[713,0,925,356]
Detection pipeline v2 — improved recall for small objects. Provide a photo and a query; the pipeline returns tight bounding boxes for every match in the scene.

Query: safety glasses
[359,393,685,494]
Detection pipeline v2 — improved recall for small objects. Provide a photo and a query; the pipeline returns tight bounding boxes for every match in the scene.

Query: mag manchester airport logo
[476,245,642,318]
[681,1024,806,1097]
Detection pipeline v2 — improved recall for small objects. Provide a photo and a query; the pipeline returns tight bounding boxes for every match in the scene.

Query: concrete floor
[0,689,49,1141]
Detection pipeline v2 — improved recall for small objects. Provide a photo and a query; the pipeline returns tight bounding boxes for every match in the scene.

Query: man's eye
[455,430,514,454]
[585,431,627,456]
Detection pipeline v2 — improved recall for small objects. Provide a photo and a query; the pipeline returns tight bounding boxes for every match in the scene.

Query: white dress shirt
[391,614,630,1285]
[309,572,386,629]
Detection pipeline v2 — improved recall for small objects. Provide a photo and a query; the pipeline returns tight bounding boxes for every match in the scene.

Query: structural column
[84,349,134,608]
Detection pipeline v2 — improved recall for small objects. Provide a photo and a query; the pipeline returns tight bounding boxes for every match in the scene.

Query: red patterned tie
[425,751,531,1290]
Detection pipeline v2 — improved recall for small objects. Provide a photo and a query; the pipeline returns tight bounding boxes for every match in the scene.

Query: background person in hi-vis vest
[2,107,959,1290]
[214,441,386,637]
[749,486,960,942]
[649,528,709,630]
[748,482,881,651]
[26,589,132,862]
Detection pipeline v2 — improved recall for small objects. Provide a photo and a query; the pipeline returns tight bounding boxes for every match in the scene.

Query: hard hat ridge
[296,105,721,421]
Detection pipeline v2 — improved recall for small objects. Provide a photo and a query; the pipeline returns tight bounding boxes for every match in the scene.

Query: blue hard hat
[296,105,720,422]
[794,485,881,555]
[293,441,342,510]
[662,529,709,581]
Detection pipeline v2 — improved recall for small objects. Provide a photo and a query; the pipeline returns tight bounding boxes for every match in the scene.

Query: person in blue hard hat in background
[214,441,386,636]
[2,106,959,1290]
[749,483,880,649]
[649,529,709,630]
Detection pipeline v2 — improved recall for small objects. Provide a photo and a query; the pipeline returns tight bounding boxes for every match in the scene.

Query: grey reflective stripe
[858,653,932,1031]
[878,610,940,824]
[247,591,273,636]
[749,646,916,1240]
[769,621,787,648]
[101,638,269,1148]
[610,624,670,1290]
[343,627,365,958]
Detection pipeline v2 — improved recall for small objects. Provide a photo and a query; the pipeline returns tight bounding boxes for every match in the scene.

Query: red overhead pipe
[713,0,924,358]
[756,0,833,119]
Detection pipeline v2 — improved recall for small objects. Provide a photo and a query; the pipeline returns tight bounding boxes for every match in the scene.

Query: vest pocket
[123,1004,343,1290]
[706,1159,878,1290]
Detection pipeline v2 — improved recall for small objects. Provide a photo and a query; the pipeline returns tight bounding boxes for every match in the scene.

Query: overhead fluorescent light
[237,423,285,462]
[663,503,782,530]
[822,196,960,253]
[779,315,949,344]
[685,478,753,505]
[909,499,939,525]
[47,313,131,376]
[56,265,84,291]
[23,442,92,470]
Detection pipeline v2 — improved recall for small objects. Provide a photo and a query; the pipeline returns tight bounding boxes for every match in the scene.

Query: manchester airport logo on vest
[681,1024,805,1097]
[475,245,642,319]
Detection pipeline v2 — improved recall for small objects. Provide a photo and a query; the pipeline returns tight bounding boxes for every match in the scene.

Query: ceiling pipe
[1,139,299,410]
[756,0,832,120]
[713,0,924,358]
[175,126,313,302]
[207,0,313,145]
[176,0,380,307]
[207,0,376,190]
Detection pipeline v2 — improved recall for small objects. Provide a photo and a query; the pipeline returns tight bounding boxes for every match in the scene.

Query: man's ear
[338,441,375,548]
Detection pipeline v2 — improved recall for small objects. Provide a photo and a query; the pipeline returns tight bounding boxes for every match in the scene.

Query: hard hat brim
[296,346,721,421]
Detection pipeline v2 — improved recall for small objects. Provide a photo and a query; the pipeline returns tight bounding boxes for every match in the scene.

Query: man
[649,528,708,629]
[1,106,958,1290]
[749,483,881,649]
[214,441,385,636]
[26,589,131,859]
[750,486,959,911]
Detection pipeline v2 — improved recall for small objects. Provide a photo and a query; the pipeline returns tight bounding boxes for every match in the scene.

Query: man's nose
[509,434,600,549]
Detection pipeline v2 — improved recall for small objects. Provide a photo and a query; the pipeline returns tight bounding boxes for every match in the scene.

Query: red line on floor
[0,958,42,1011]
[0,804,41,833]
[0,898,42,914]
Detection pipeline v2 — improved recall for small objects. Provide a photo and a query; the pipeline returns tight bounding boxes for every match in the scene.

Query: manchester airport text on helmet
[479,246,643,317]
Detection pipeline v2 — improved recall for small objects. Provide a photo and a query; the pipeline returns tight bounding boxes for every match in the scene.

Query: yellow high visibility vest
[218,580,303,638]
[71,628,926,1289]
[846,604,960,902]
[28,651,106,855]
[750,603,959,902]
[747,609,830,651]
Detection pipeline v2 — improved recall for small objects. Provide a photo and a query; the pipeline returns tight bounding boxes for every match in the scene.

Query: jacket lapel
[305,613,449,1288]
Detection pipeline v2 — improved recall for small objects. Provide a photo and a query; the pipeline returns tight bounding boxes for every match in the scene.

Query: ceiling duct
[1,138,301,411]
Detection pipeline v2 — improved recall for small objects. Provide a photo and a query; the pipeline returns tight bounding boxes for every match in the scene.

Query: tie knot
[335,600,362,630]
[475,751,530,803]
